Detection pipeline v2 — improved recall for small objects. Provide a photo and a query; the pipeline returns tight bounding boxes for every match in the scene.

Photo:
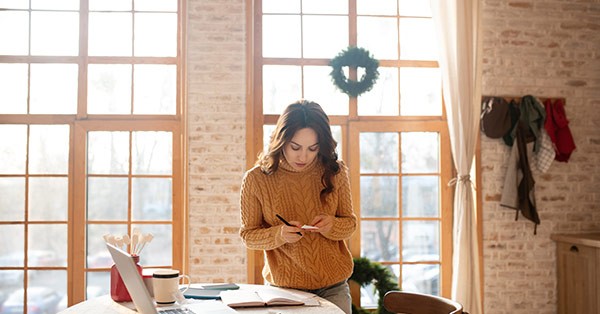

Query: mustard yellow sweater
[239,159,357,290]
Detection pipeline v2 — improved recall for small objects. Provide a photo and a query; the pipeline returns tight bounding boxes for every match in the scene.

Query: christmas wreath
[329,46,379,97]
[350,257,398,314]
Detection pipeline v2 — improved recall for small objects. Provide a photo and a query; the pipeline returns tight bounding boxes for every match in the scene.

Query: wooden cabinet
[551,233,600,314]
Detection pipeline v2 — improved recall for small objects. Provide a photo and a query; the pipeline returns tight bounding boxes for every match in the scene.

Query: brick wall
[186,0,248,283]
[186,0,600,312]
[481,1,600,313]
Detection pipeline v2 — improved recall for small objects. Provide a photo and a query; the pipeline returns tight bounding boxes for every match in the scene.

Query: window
[249,0,452,309]
[0,0,185,310]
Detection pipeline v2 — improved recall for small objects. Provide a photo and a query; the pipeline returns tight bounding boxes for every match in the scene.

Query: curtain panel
[430,0,483,313]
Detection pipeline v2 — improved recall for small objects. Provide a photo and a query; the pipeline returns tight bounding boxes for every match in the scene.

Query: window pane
[400,18,437,61]
[87,224,128,266]
[303,15,348,59]
[0,270,24,289]
[361,220,399,262]
[86,273,110,300]
[26,272,67,312]
[133,65,176,115]
[262,65,301,114]
[331,125,342,159]
[402,220,439,261]
[29,177,68,221]
[29,225,67,267]
[0,63,28,114]
[0,226,25,264]
[402,264,439,295]
[357,16,398,60]
[29,125,70,174]
[132,131,172,175]
[262,0,300,13]
[0,178,25,221]
[357,0,397,15]
[0,0,28,9]
[134,0,177,11]
[31,11,79,56]
[0,125,27,174]
[89,0,131,11]
[134,224,172,266]
[89,12,132,56]
[87,131,129,175]
[134,13,177,57]
[302,0,347,14]
[303,66,348,115]
[360,132,399,173]
[0,11,29,55]
[360,176,398,217]
[401,132,439,173]
[87,177,128,221]
[88,64,133,114]
[31,0,78,10]
[400,67,441,116]
[132,178,172,221]
[30,64,78,114]
[402,176,439,217]
[358,67,399,116]
[262,15,301,58]
[399,0,432,17]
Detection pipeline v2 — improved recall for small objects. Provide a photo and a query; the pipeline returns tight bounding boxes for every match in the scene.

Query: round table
[58,284,345,314]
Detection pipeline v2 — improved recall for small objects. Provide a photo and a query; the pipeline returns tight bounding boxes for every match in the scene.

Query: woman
[239,100,357,313]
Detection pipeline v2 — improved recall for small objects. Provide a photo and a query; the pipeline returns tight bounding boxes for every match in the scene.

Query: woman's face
[283,127,319,171]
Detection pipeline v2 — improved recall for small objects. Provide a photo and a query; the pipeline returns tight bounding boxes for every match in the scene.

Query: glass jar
[110,255,142,302]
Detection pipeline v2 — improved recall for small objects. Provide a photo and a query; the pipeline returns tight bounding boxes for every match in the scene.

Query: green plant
[350,257,398,314]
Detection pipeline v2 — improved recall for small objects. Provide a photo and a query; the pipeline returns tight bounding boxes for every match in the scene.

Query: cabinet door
[556,242,598,314]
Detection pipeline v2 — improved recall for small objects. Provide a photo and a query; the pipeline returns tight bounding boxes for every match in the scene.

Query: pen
[275,214,302,236]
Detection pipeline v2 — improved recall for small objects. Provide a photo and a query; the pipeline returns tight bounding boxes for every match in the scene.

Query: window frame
[247,0,454,307]
[0,0,187,308]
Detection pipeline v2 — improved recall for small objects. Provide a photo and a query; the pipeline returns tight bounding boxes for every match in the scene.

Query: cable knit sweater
[239,158,357,290]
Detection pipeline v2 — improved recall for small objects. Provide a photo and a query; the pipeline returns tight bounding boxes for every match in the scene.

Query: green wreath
[350,257,398,314]
[329,46,380,97]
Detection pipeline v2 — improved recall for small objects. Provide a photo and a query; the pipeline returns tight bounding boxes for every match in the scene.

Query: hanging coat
[544,98,576,162]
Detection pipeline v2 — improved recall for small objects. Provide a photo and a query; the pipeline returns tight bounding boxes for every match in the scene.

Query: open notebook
[106,243,235,314]
[220,286,320,308]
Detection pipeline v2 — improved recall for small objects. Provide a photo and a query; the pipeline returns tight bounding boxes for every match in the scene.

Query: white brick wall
[186,0,600,312]
[187,0,247,284]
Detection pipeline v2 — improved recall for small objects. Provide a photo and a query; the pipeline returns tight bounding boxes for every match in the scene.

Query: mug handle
[179,274,191,294]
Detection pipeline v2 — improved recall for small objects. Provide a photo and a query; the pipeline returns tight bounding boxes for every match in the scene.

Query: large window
[0,0,185,311]
[249,0,452,309]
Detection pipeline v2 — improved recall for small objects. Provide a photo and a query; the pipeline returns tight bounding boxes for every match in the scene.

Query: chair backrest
[383,291,464,314]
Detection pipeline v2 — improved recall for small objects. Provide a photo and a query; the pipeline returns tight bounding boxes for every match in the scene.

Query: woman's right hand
[280,222,303,243]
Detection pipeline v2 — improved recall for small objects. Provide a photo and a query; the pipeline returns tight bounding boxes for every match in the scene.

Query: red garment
[544,99,575,162]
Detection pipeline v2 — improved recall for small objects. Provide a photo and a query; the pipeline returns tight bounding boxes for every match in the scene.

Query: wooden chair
[383,291,464,314]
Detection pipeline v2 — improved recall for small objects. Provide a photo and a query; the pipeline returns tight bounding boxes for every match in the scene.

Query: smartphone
[182,287,222,300]
[199,283,240,290]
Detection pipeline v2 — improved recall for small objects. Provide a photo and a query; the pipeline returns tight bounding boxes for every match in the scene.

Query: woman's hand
[308,214,334,234]
[280,221,303,243]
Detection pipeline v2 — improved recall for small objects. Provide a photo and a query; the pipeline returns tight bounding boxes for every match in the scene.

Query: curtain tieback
[448,174,472,186]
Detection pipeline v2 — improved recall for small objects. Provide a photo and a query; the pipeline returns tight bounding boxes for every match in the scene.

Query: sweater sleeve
[322,162,357,241]
[239,170,286,250]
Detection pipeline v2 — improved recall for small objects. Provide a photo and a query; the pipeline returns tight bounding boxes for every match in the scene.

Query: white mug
[152,269,191,305]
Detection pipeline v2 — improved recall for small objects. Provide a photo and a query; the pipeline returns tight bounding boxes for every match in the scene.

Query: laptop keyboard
[158,308,194,314]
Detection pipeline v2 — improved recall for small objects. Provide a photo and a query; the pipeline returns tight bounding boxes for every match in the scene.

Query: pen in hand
[275,214,302,236]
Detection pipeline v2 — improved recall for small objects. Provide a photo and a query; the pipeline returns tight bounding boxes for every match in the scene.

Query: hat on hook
[481,97,513,139]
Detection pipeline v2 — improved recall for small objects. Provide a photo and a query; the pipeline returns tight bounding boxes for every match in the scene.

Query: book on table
[219,288,305,308]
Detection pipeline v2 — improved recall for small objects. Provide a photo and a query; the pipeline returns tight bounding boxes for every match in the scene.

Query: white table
[57,284,345,314]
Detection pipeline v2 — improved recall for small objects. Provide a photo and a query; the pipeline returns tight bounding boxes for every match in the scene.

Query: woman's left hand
[308,214,334,234]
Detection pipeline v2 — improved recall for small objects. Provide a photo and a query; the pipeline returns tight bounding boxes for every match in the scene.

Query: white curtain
[429,1,483,313]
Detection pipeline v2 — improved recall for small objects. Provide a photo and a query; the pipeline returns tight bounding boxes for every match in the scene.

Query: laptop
[106,243,236,314]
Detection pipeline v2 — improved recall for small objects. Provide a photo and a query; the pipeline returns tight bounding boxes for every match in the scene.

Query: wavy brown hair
[257,100,340,204]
